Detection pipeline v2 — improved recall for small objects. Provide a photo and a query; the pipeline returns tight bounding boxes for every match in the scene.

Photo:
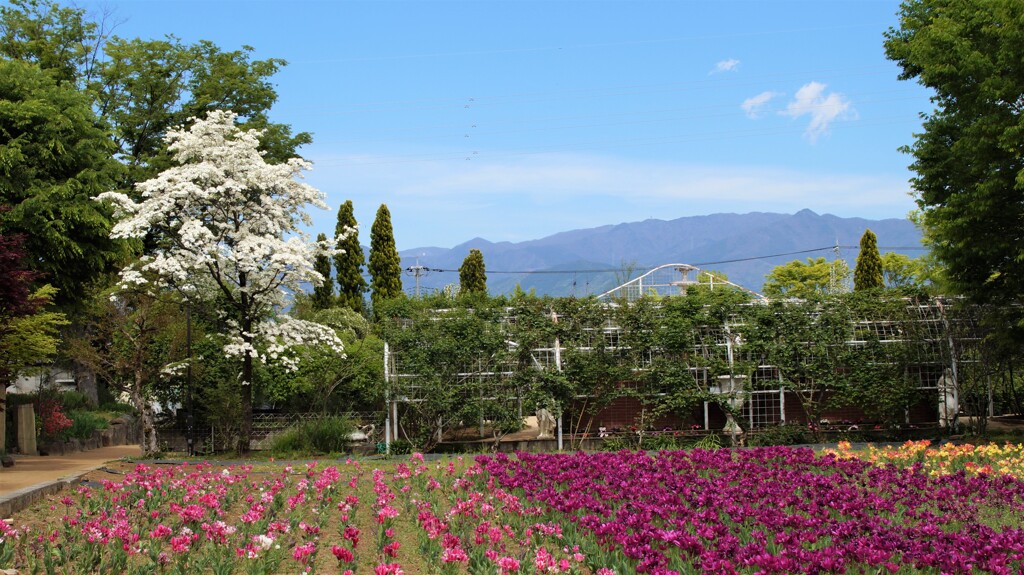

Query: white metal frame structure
[381,293,988,449]
[596,263,767,303]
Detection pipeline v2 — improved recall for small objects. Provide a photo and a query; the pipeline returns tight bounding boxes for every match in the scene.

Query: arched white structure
[596,263,767,303]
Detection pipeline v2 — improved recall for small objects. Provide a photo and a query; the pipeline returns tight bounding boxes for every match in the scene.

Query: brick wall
[567,389,939,432]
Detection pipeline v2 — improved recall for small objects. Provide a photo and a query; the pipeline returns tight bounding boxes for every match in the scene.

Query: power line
[407,244,927,276]
[693,246,836,267]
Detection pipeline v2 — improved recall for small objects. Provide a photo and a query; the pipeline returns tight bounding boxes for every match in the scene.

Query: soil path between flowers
[0,444,141,501]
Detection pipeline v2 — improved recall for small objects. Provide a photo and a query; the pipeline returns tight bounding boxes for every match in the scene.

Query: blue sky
[85,0,931,251]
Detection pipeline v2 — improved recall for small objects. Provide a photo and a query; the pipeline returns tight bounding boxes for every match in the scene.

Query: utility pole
[406,255,426,297]
[829,240,841,294]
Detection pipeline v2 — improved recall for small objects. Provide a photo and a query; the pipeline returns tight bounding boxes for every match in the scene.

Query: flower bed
[826,439,1024,478]
[475,448,1024,574]
[1,446,1023,574]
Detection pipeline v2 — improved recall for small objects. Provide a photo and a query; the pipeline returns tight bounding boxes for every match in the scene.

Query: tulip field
[2,443,1024,574]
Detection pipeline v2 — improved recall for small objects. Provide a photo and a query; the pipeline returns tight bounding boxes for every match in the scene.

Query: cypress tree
[310,232,335,310]
[334,200,367,313]
[459,249,487,295]
[368,204,403,307]
[854,228,884,291]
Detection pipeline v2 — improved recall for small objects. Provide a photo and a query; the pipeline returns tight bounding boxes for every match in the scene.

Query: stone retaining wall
[0,476,81,518]
[38,415,135,456]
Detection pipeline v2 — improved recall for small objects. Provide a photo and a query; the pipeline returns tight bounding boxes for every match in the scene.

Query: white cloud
[741,91,778,118]
[306,151,915,247]
[781,81,855,142]
[712,58,740,74]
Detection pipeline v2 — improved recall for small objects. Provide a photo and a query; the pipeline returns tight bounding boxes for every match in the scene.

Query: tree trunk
[0,384,6,453]
[1009,361,1022,415]
[237,277,253,455]
[73,358,100,406]
[66,324,100,406]
[131,374,158,456]
[238,352,253,455]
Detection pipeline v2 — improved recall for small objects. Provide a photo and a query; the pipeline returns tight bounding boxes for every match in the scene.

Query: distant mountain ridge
[395,210,923,297]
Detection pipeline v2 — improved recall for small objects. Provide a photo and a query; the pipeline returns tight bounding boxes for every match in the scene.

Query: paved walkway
[0,445,140,499]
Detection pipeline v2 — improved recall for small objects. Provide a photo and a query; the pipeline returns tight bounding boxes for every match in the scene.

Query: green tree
[0,282,67,447]
[881,252,930,290]
[0,59,131,311]
[95,37,311,188]
[697,269,729,284]
[98,111,343,454]
[763,257,849,300]
[264,306,383,414]
[885,1,1024,320]
[1,284,67,379]
[543,296,633,448]
[3,1,314,410]
[459,249,487,295]
[745,296,855,440]
[368,204,403,308]
[853,229,884,291]
[0,268,67,380]
[0,0,105,86]
[334,200,367,313]
[0,2,309,308]
[65,285,181,456]
[0,230,66,437]
[310,232,335,311]
[92,36,193,188]
[638,288,755,445]
[2,0,310,189]
[374,295,516,451]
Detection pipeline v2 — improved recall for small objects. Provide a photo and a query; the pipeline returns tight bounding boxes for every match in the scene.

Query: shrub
[58,391,94,412]
[639,433,682,451]
[388,438,413,456]
[691,433,723,450]
[269,416,356,456]
[98,401,136,415]
[5,393,34,407]
[599,435,635,452]
[268,426,305,454]
[37,396,72,442]
[749,423,808,446]
[66,410,108,440]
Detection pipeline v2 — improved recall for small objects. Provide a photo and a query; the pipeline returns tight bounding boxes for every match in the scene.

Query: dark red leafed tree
[0,228,44,427]
[0,231,42,322]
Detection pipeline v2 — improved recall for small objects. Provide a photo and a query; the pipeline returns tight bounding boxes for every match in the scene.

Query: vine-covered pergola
[378,271,998,450]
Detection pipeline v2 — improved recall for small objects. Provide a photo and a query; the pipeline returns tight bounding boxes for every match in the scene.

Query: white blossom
[160,361,189,378]
[96,110,347,380]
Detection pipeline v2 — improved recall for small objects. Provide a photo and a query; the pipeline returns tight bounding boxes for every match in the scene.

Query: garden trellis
[381,287,999,449]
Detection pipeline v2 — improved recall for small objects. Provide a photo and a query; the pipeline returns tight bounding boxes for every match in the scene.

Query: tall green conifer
[459,249,487,295]
[334,200,367,313]
[310,232,335,310]
[854,229,884,291]
[851,228,884,290]
[368,204,403,307]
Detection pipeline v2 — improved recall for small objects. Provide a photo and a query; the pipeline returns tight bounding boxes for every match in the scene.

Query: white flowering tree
[98,110,344,453]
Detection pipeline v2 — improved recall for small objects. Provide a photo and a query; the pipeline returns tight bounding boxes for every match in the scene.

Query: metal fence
[155,411,384,454]
[249,411,383,450]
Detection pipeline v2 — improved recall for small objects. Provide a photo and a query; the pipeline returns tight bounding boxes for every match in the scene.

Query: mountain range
[391,209,924,297]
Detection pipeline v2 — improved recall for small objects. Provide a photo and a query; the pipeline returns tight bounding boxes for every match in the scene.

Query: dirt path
[0,445,141,496]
